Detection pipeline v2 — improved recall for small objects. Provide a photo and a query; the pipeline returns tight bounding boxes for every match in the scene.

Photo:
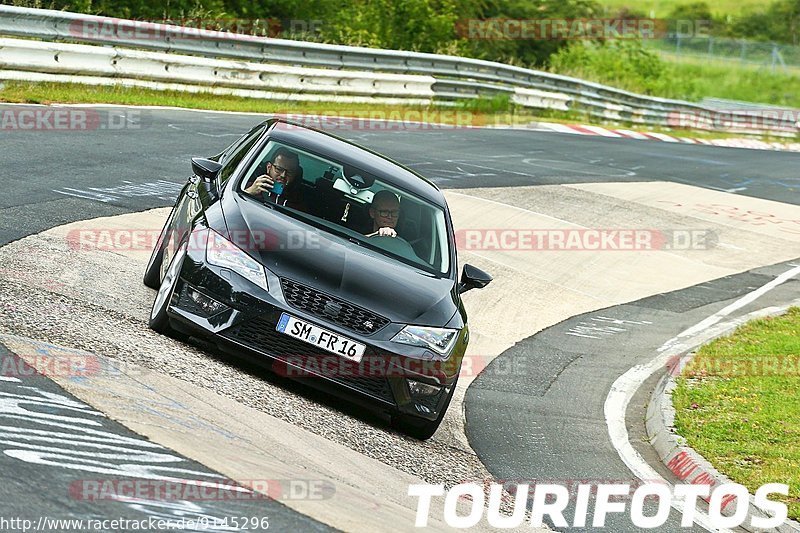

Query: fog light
[407,379,443,398]
[188,287,228,316]
[415,404,432,414]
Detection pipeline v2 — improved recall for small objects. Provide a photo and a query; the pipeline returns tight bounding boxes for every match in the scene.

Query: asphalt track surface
[0,343,330,532]
[2,106,800,247]
[1,104,799,530]
[466,263,800,531]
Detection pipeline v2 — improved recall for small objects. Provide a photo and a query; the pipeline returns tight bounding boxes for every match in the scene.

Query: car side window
[218,125,265,186]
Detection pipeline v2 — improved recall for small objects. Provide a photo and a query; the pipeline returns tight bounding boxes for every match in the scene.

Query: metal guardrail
[0,5,797,136]
[0,38,438,107]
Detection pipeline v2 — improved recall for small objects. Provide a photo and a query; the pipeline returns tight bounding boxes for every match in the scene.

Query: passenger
[243,148,305,210]
[366,190,401,238]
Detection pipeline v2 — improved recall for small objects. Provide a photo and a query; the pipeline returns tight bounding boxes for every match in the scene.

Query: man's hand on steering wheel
[367,227,397,238]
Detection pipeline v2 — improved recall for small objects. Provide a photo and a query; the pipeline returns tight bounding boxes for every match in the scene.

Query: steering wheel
[368,234,415,256]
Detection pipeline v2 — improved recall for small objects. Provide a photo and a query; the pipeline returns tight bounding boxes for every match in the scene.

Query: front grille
[223,314,395,404]
[280,278,389,335]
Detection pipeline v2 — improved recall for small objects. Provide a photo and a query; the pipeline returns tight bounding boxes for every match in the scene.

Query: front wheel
[143,205,178,289]
[149,240,187,337]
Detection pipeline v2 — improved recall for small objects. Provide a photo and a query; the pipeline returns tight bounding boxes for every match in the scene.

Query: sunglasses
[376,209,400,218]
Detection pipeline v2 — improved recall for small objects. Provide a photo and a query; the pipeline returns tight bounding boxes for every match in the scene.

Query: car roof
[262,119,446,207]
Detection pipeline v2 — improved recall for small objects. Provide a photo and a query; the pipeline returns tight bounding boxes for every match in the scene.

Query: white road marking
[520,157,638,178]
[538,123,591,135]
[644,132,680,143]
[565,316,653,339]
[579,125,623,137]
[662,264,800,352]
[614,130,651,141]
[604,264,800,531]
[54,180,183,203]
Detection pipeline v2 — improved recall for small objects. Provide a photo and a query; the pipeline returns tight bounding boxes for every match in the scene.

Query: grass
[672,307,800,521]
[550,40,800,109]
[596,0,771,18]
[0,80,534,122]
[0,81,420,115]
[653,49,800,78]
[657,58,800,106]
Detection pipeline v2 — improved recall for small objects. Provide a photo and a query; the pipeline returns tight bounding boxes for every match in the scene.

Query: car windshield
[238,140,451,276]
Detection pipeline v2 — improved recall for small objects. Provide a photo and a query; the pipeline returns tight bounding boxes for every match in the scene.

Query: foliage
[316,0,471,52]
[458,0,604,66]
[9,0,603,65]
[726,0,800,45]
[455,93,512,113]
[548,37,800,106]
[549,39,666,94]
[8,0,800,106]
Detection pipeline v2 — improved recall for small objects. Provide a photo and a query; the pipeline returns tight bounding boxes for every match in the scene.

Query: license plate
[276,313,366,362]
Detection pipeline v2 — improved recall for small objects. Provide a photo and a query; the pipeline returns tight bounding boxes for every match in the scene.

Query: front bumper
[165,246,462,421]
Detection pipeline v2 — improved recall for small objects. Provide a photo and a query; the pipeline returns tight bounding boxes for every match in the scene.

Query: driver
[367,190,401,238]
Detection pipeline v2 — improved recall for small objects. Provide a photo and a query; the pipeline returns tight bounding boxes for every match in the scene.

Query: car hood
[220,196,457,325]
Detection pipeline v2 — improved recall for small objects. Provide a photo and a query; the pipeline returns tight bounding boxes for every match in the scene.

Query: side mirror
[191,157,222,182]
[458,263,492,294]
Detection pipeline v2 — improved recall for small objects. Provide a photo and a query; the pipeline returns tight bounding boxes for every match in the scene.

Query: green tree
[666,2,718,38]
[767,0,800,44]
[316,0,480,53]
[462,0,602,66]
[727,0,800,44]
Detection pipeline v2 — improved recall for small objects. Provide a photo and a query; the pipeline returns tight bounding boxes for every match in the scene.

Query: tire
[391,378,457,440]
[148,240,187,337]
[143,206,177,289]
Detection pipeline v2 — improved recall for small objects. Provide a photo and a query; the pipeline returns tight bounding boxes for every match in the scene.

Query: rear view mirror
[191,157,222,181]
[458,263,492,294]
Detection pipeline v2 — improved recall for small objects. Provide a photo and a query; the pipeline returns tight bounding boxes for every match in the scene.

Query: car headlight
[206,230,268,291]
[392,326,458,355]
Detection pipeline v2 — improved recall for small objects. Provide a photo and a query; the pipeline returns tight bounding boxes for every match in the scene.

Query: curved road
[1,104,799,531]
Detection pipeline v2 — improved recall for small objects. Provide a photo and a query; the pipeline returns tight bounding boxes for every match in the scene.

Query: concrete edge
[645,302,800,533]
[519,121,800,153]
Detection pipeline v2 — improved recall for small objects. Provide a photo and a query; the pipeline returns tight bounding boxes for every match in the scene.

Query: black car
[144,118,491,439]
